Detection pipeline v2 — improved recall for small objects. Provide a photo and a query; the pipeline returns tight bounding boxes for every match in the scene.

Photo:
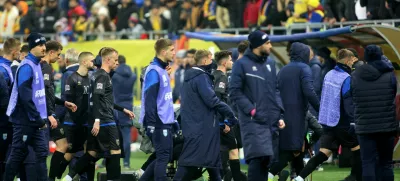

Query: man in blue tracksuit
[0,38,21,180]
[268,42,320,180]
[294,49,362,181]
[112,55,136,169]
[174,49,237,181]
[4,33,49,181]
[229,30,285,181]
[139,38,178,181]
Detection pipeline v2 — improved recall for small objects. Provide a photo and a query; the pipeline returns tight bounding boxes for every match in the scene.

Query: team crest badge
[44,74,50,80]
[266,64,271,72]
[218,82,225,89]
[68,143,73,150]
[252,66,257,71]
[116,139,120,146]
[2,133,7,140]
[23,135,27,142]
[60,128,64,135]
[163,129,168,137]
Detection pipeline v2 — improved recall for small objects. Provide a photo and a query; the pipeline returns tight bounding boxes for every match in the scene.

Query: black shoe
[278,170,290,181]
[340,174,357,181]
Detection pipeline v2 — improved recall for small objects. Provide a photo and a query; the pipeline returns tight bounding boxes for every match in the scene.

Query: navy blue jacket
[11,53,45,127]
[55,64,79,121]
[229,49,283,161]
[179,66,235,168]
[173,66,185,103]
[11,60,20,77]
[143,58,170,128]
[0,57,13,127]
[309,57,322,116]
[277,43,320,151]
[112,63,136,126]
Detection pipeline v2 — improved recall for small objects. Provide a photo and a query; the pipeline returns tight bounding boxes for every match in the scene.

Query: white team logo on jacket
[162,75,168,87]
[252,66,257,71]
[35,72,39,84]
[2,133,7,140]
[266,64,271,72]
[35,89,45,98]
[164,92,173,100]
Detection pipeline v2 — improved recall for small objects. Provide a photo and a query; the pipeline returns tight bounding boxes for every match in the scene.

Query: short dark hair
[45,40,63,52]
[237,41,249,54]
[3,38,21,54]
[194,49,211,64]
[20,44,29,53]
[337,49,354,60]
[118,55,126,64]
[78,51,94,64]
[100,47,118,58]
[186,48,196,55]
[214,50,232,65]
[154,38,173,55]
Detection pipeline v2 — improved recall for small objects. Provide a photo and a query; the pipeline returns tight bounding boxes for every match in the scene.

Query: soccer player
[41,41,77,181]
[0,38,21,180]
[62,47,134,181]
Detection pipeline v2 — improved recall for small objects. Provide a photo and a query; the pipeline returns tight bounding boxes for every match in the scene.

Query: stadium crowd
[1,0,400,41]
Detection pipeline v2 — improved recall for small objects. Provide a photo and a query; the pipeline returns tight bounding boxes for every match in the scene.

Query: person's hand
[278,119,286,129]
[48,115,58,129]
[123,109,135,119]
[386,1,390,9]
[92,120,100,136]
[250,109,256,117]
[65,101,77,112]
[223,124,230,134]
[166,66,172,75]
[329,18,336,25]
[340,17,346,22]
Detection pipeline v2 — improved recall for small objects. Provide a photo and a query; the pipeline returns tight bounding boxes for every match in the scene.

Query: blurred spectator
[88,7,116,36]
[167,0,184,34]
[183,0,204,30]
[228,0,245,28]
[73,15,88,40]
[360,0,381,20]
[216,0,230,29]
[387,0,400,18]
[203,0,218,28]
[324,0,340,24]
[139,0,152,21]
[159,0,171,19]
[25,0,44,33]
[0,0,19,36]
[127,14,144,39]
[356,0,367,20]
[243,0,261,28]
[338,0,358,22]
[116,0,138,31]
[68,0,86,25]
[91,0,109,17]
[143,4,168,31]
[259,0,290,27]
[14,0,28,34]
[41,0,62,33]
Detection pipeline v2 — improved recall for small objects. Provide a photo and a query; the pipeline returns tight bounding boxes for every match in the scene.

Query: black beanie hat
[364,45,383,62]
[27,33,46,50]
[248,30,270,49]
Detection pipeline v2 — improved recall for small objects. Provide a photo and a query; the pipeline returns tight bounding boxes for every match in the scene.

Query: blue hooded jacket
[277,42,320,151]
[55,64,79,122]
[0,57,13,127]
[112,63,136,126]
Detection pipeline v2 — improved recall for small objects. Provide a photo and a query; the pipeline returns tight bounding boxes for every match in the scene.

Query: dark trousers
[358,132,395,181]
[0,127,12,180]
[247,156,270,181]
[120,126,132,167]
[174,166,220,181]
[140,128,173,181]
[4,125,48,181]
[18,162,37,181]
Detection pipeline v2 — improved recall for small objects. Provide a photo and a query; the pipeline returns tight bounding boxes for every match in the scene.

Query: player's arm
[342,77,353,120]
[229,62,255,116]
[92,75,108,124]
[301,66,320,112]
[65,75,79,121]
[143,70,160,126]
[17,65,45,127]
[0,72,9,113]
[43,64,56,117]
[197,74,235,121]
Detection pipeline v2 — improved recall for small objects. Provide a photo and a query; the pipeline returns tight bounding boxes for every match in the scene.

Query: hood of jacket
[63,63,79,73]
[184,66,213,82]
[115,63,132,77]
[243,48,267,63]
[359,56,394,81]
[309,56,322,67]
[290,42,310,63]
